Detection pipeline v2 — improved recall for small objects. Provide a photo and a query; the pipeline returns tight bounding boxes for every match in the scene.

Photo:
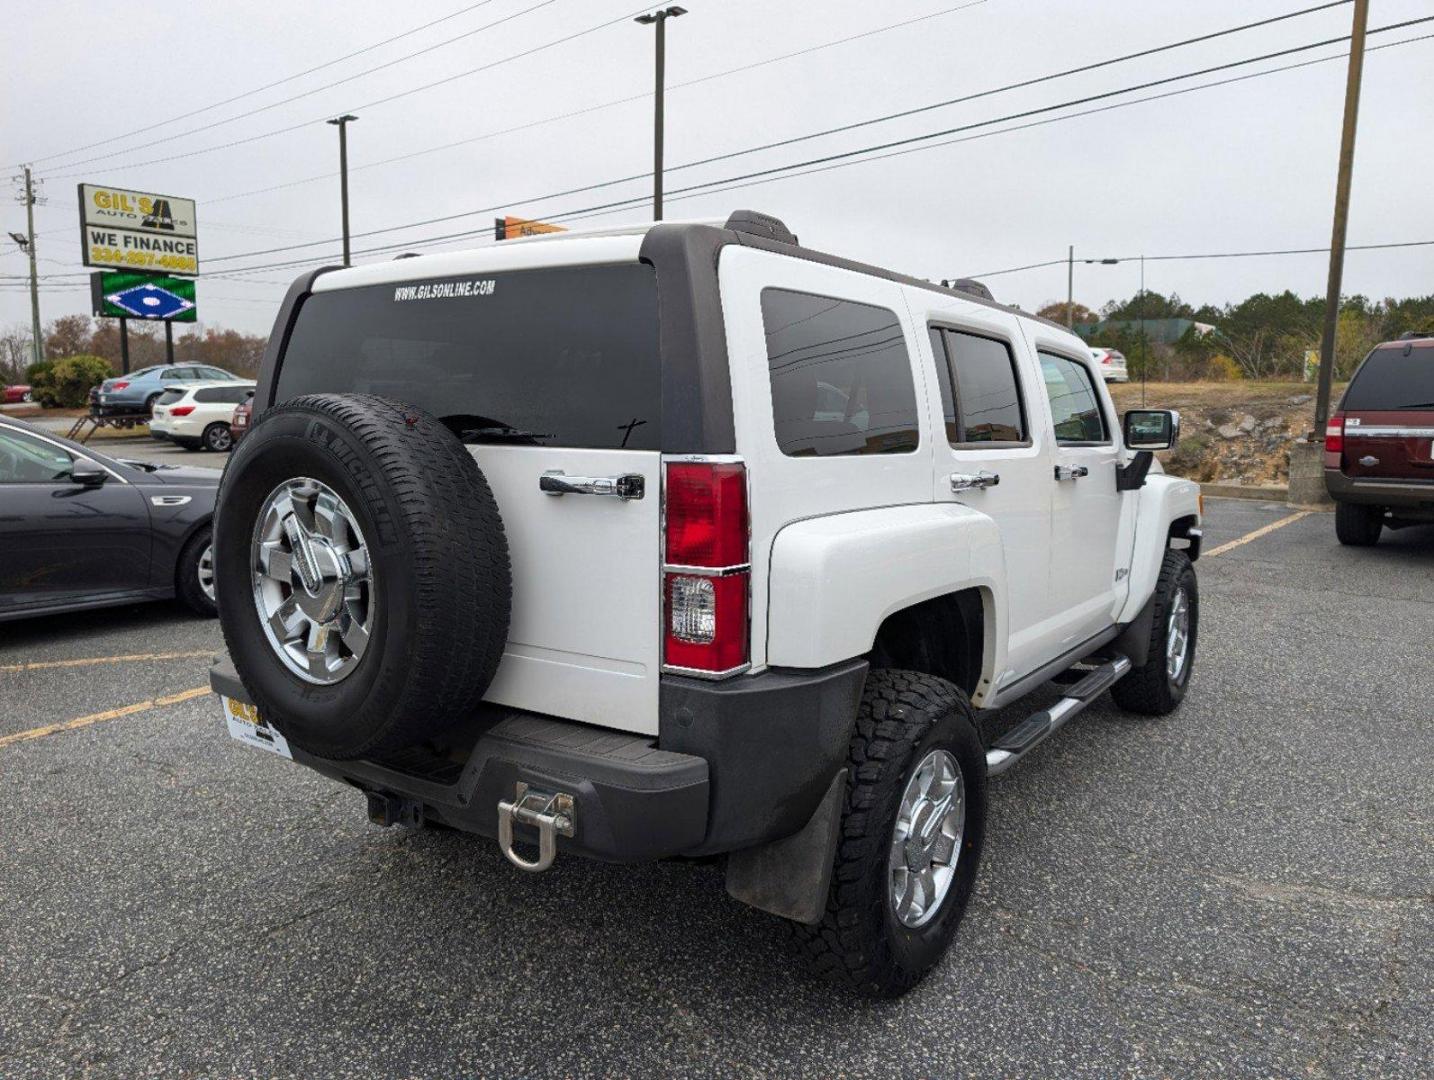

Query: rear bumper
[209,656,866,862]
[1325,469,1434,512]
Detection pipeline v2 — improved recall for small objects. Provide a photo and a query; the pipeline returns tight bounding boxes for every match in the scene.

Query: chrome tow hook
[496,782,576,873]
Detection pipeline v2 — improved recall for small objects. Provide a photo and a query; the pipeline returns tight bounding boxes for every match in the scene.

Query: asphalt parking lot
[1,498,1429,1079]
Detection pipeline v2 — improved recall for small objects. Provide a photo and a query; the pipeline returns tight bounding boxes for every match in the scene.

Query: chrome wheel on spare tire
[251,477,373,685]
[890,748,966,929]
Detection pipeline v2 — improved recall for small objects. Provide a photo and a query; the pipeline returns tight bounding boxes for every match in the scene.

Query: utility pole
[14,166,43,366]
[1139,254,1147,407]
[327,115,358,265]
[1313,0,1369,433]
[1066,246,1075,329]
[635,7,686,221]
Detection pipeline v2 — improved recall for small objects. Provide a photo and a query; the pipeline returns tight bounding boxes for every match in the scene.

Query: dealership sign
[90,270,197,323]
[78,183,199,275]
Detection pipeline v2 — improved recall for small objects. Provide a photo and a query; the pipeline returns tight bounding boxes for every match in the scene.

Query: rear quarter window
[761,288,919,457]
[275,264,661,450]
[1342,345,1434,410]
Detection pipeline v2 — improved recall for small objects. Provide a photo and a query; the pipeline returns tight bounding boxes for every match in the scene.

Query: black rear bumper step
[987,655,1131,775]
[209,659,709,862]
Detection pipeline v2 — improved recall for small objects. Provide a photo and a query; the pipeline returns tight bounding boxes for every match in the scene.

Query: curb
[1199,483,1289,502]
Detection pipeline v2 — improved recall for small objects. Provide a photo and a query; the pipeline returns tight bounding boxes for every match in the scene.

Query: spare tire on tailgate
[215,394,511,759]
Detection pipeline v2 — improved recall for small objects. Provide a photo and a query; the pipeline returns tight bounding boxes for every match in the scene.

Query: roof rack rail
[725,210,798,246]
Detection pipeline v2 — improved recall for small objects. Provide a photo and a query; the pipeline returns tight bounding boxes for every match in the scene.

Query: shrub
[33,354,114,408]
[25,359,54,384]
[1205,354,1242,382]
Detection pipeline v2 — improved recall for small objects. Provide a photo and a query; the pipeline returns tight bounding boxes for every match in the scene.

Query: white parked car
[150,380,256,451]
[1089,346,1129,382]
[207,211,1201,997]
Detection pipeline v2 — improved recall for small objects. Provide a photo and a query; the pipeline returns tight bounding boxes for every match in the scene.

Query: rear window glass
[156,389,186,406]
[276,264,661,450]
[761,288,919,457]
[931,327,1026,444]
[1342,345,1434,411]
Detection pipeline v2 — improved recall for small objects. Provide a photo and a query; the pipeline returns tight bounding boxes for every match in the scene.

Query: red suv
[1325,333,1434,545]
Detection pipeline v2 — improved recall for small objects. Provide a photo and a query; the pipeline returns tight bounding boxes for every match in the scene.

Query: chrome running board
[985,655,1132,777]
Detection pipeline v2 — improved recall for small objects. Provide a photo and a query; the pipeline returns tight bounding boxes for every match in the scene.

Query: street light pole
[327,114,358,266]
[634,7,686,221]
[12,166,43,366]
[1066,245,1074,329]
[1313,0,1369,433]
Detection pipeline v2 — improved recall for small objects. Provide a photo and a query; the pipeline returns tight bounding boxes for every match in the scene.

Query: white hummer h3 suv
[210,211,1202,997]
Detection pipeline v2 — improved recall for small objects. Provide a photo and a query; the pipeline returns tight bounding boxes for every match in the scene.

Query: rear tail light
[112,381,129,390]
[663,461,749,676]
[1324,413,1345,454]
[169,405,195,417]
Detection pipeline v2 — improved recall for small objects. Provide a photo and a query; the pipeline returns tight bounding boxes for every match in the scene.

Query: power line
[203,0,993,208]
[19,1,506,167]
[970,240,1434,280]
[41,0,563,174]
[197,14,1434,270]
[45,2,658,181]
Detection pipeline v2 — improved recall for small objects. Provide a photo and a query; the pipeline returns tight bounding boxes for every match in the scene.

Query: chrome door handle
[950,470,1000,492]
[540,471,645,500]
[1054,465,1090,481]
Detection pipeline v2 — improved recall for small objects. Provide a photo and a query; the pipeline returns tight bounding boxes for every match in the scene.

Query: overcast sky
[3,0,1431,338]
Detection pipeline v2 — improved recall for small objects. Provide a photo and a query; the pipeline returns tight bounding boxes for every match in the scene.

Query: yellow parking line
[0,649,213,674]
[0,686,209,750]
[1204,511,1311,559]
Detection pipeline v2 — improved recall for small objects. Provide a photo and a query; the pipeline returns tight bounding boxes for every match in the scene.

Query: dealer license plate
[220,695,292,759]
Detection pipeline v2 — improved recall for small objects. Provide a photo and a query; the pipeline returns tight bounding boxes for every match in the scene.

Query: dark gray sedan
[0,416,220,622]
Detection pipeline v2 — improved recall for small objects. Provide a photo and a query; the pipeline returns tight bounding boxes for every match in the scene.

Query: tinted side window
[1039,352,1109,444]
[1342,345,1434,410]
[935,328,1026,444]
[762,289,919,457]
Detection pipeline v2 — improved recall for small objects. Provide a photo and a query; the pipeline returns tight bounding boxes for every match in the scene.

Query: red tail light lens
[1324,413,1345,454]
[663,461,749,676]
[169,405,195,417]
[112,381,130,390]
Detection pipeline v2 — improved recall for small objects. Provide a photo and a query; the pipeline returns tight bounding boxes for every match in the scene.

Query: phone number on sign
[89,246,198,274]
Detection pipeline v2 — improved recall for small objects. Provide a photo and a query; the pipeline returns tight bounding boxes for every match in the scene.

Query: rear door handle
[950,471,1000,492]
[540,471,645,500]
[1054,465,1089,481]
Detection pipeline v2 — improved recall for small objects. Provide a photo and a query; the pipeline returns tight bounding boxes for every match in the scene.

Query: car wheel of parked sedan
[145,392,163,415]
[21,390,32,402]
[203,422,233,452]
[176,526,218,617]
[1335,501,1383,546]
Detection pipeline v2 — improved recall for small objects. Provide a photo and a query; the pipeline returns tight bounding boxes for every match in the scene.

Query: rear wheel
[793,669,986,998]
[202,422,233,452]
[1112,550,1197,716]
[1335,501,1383,546]
[145,392,162,416]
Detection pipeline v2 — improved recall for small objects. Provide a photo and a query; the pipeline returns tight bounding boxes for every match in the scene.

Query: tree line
[1045,290,1434,381]
[1,315,266,386]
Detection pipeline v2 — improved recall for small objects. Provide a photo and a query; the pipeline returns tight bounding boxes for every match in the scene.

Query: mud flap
[724,769,846,925]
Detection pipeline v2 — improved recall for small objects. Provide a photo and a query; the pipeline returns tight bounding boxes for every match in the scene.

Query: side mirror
[69,457,108,486]
[1123,409,1179,451]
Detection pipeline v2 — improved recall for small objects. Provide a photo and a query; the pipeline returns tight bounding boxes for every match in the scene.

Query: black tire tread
[1335,501,1383,546]
[793,669,980,997]
[1110,549,1196,716]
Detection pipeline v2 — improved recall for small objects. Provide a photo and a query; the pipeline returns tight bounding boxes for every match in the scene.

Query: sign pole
[119,318,130,376]
[164,320,174,365]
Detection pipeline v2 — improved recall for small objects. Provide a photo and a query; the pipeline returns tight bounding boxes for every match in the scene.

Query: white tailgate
[472,445,662,735]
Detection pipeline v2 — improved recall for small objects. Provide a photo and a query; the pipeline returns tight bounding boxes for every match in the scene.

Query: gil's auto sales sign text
[78,183,199,275]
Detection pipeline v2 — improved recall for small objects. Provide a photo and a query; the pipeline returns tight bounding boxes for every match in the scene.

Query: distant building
[1074,318,1217,344]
